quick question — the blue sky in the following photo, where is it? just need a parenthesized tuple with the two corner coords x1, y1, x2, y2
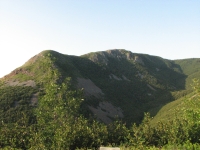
(0, 0, 200, 77)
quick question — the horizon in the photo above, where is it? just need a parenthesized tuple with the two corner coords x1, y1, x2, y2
(0, 0, 199, 78)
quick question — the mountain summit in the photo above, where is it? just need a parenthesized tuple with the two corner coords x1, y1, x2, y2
(1, 49, 200, 125)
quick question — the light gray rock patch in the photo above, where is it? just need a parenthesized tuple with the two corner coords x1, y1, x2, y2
(30, 93, 38, 106)
(5, 80, 36, 87)
(77, 78, 104, 97)
(110, 74, 122, 80)
(134, 56, 144, 65)
(88, 101, 124, 124)
(156, 68, 160, 71)
(147, 84, 157, 91)
(122, 75, 130, 81)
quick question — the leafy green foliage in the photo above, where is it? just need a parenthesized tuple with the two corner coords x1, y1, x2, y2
(0, 86, 37, 124)
(107, 120, 129, 146)
(2, 49, 200, 125)
(1, 50, 200, 149)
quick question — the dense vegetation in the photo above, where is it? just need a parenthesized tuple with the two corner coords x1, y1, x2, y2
(0, 52, 200, 149)
(0, 86, 37, 123)
(2, 50, 200, 125)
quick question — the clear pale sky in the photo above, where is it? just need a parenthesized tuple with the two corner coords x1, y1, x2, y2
(0, 0, 200, 78)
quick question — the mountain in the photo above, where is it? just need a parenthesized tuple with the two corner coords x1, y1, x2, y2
(1, 49, 200, 125)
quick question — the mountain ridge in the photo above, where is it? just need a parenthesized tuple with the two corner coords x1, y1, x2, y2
(1, 49, 200, 125)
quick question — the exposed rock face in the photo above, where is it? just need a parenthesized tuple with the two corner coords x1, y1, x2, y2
(77, 77, 124, 124)
(134, 56, 144, 65)
(3, 68, 34, 79)
(77, 78, 104, 97)
(88, 49, 135, 64)
(156, 68, 160, 71)
(122, 75, 130, 81)
(109, 74, 122, 80)
(90, 52, 109, 65)
(88, 101, 124, 124)
(1, 49, 196, 125)
(147, 84, 157, 91)
(88, 49, 146, 67)
(30, 93, 38, 106)
(5, 80, 36, 87)
(106, 49, 129, 59)
(109, 74, 130, 81)
(136, 71, 144, 79)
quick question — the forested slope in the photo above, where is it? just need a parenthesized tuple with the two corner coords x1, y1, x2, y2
(1, 50, 200, 149)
